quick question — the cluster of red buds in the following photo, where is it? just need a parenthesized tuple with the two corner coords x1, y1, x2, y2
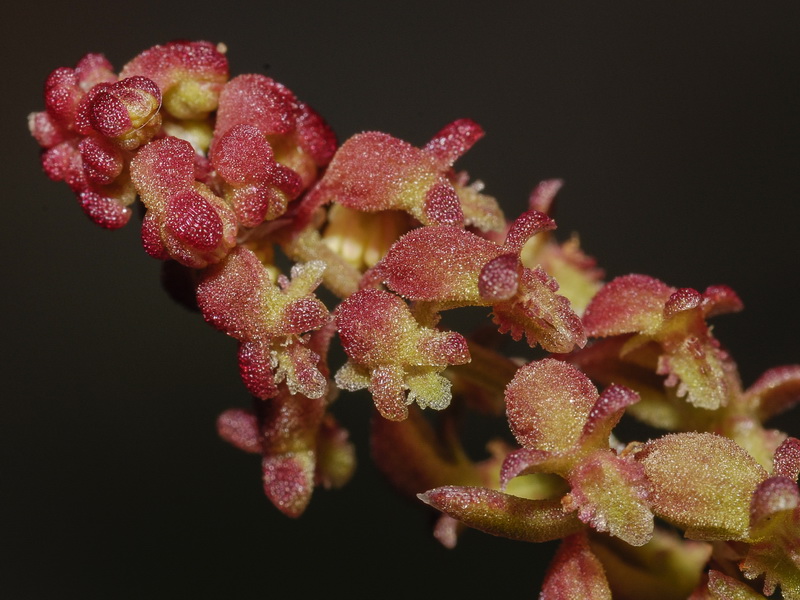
(31, 41, 799, 598)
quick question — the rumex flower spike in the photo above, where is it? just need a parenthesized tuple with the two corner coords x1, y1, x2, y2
(40, 54, 117, 133)
(196, 246, 330, 400)
(31, 40, 800, 600)
(334, 288, 470, 420)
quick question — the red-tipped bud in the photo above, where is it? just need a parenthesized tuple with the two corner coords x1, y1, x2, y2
(214, 74, 298, 140)
(773, 437, 800, 481)
(295, 102, 338, 166)
(540, 534, 612, 600)
(131, 136, 237, 267)
(528, 179, 564, 214)
(78, 190, 132, 230)
(262, 452, 315, 518)
(211, 124, 302, 226)
(86, 76, 162, 149)
(584, 274, 674, 337)
(584, 274, 739, 410)
(312, 126, 470, 226)
(216, 408, 261, 454)
(78, 136, 123, 185)
(422, 118, 484, 168)
(121, 41, 228, 119)
(478, 253, 520, 302)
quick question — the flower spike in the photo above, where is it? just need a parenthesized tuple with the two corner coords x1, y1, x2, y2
(29, 40, 800, 600)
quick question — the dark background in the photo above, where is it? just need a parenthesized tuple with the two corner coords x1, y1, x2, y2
(3, 2, 799, 597)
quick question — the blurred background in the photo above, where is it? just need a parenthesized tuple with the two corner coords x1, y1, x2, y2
(3, 1, 799, 597)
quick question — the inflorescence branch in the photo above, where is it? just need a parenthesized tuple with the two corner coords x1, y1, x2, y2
(30, 41, 800, 599)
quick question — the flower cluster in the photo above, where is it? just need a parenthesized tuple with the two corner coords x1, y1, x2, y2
(31, 42, 799, 598)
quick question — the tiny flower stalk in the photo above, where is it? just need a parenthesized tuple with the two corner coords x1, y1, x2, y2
(31, 41, 800, 599)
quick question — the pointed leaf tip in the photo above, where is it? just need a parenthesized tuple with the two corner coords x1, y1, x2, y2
(528, 179, 564, 214)
(423, 118, 484, 167)
(504, 209, 557, 253)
